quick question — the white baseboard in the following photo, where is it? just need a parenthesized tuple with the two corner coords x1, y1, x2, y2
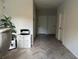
(62, 42, 78, 58)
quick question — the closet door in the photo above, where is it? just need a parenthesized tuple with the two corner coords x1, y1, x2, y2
(47, 16, 56, 34)
(37, 16, 48, 34)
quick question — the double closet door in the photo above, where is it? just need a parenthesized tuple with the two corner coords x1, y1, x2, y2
(37, 15, 56, 34)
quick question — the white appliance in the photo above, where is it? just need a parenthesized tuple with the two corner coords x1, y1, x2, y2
(17, 29, 31, 48)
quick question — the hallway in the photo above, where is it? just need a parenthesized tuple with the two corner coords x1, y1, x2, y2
(3, 35, 77, 59)
(0, 0, 78, 58)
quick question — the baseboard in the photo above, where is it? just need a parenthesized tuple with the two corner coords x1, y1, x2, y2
(56, 38, 62, 43)
(34, 36, 37, 41)
(37, 34, 56, 36)
(62, 42, 78, 58)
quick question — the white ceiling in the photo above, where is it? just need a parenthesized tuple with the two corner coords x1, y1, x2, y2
(34, 0, 64, 10)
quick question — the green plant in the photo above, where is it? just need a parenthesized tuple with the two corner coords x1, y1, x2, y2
(0, 16, 16, 33)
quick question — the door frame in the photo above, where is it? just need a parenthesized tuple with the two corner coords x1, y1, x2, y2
(57, 13, 62, 41)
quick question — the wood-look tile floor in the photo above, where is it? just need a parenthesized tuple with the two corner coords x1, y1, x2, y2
(3, 35, 77, 59)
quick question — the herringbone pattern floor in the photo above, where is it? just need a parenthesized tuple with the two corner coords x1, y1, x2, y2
(3, 35, 77, 59)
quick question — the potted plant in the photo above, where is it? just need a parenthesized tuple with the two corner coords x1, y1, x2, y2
(0, 16, 17, 49)
(0, 16, 16, 33)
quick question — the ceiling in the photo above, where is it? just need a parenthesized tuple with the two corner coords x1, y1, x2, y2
(34, 0, 64, 10)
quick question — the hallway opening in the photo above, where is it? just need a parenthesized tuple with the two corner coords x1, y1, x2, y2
(33, 0, 78, 58)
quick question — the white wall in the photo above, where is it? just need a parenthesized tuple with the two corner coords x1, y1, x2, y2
(3, 0, 33, 34)
(0, 0, 3, 18)
(57, 0, 78, 57)
(3, 0, 33, 45)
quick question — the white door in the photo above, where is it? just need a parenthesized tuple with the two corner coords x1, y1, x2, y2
(57, 13, 62, 40)
(47, 16, 56, 34)
(37, 16, 48, 34)
(37, 15, 57, 34)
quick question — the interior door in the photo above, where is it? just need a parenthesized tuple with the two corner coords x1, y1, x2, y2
(57, 13, 62, 40)
(47, 16, 56, 34)
(37, 16, 48, 34)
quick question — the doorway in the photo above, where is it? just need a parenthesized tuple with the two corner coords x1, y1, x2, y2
(37, 14, 57, 36)
(57, 12, 64, 41)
